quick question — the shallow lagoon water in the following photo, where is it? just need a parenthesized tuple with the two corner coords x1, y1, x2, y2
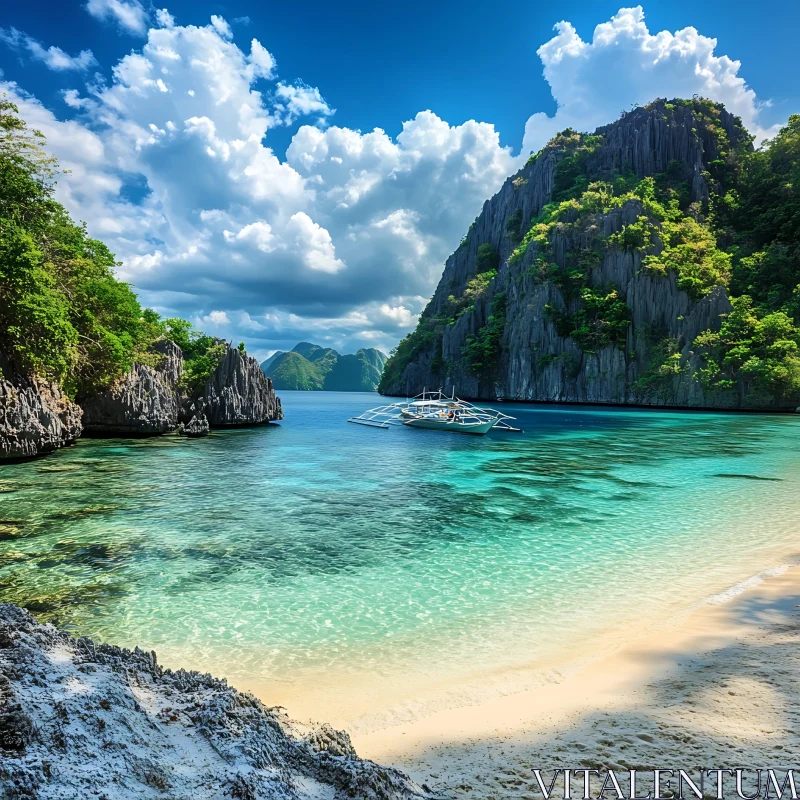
(1, 392, 800, 728)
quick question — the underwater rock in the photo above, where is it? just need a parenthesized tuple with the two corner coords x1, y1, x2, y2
(0, 604, 430, 799)
(0, 371, 82, 461)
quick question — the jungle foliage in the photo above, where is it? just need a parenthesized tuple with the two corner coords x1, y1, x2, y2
(0, 100, 223, 397)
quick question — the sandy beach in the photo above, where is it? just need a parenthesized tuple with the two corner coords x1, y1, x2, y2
(353, 565, 800, 798)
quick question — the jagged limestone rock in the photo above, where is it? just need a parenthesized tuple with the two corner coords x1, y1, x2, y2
(0, 603, 430, 800)
(200, 345, 283, 426)
(81, 340, 282, 436)
(151, 337, 184, 386)
(80, 362, 180, 435)
(179, 412, 210, 438)
(0, 374, 82, 461)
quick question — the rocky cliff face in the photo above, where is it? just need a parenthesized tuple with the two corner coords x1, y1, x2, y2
(81, 341, 282, 437)
(381, 100, 796, 410)
(81, 339, 183, 435)
(198, 345, 283, 426)
(0, 371, 82, 460)
(0, 603, 429, 799)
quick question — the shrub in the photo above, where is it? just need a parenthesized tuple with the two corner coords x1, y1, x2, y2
(462, 294, 507, 377)
(547, 285, 631, 353)
(693, 295, 800, 399)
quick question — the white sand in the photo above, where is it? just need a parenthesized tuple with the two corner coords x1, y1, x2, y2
(352, 566, 800, 798)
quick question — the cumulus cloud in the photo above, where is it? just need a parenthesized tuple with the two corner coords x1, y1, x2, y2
(155, 9, 175, 28)
(0, 27, 96, 71)
(522, 5, 779, 155)
(0, 6, 784, 358)
(63, 89, 96, 109)
(85, 0, 150, 35)
(275, 82, 334, 124)
(202, 310, 230, 325)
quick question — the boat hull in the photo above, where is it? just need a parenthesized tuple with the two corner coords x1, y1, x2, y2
(402, 417, 497, 435)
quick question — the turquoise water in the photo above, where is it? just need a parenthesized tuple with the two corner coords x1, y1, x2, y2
(1, 392, 799, 727)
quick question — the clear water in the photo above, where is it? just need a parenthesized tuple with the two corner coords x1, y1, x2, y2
(1, 392, 799, 728)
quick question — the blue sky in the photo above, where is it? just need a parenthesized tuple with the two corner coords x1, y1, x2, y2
(1, 0, 796, 359)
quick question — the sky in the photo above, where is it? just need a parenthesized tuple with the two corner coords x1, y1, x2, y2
(1, 1, 797, 362)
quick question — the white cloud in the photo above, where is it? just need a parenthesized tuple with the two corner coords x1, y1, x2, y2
(63, 89, 96, 109)
(85, 0, 149, 36)
(155, 9, 175, 28)
(0, 6, 785, 357)
(0, 27, 96, 71)
(239, 311, 265, 330)
(202, 310, 230, 325)
(210, 15, 233, 40)
(275, 82, 334, 124)
(284, 212, 345, 274)
(377, 304, 418, 328)
(224, 221, 275, 252)
(522, 5, 779, 155)
(249, 40, 276, 79)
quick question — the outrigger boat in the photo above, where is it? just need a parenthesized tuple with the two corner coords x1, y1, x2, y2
(348, 389, 521, 435)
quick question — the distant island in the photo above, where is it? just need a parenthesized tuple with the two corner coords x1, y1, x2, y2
(261, 342, 387, 391)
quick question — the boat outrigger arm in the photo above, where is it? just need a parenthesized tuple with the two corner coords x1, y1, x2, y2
(347, 389, 522, 435)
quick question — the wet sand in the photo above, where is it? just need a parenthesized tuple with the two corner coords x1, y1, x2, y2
(353, 566, 800, 798)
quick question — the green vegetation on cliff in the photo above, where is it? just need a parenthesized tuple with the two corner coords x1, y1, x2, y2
(696, 114, 800, 399)
(378, 246, 501, 392)
(267, 351, 325, 390)
(547, 286, 631, 354)
(462, 293, 507, 376)
(0, 101, 225, 398)
(159, 318, 227, 393)
(382, 98, 800, 404)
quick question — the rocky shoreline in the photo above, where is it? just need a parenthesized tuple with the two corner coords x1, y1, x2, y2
(0, 376, 82, 461)
(0, 341, 282, 461)
(0, 604, 431, 800)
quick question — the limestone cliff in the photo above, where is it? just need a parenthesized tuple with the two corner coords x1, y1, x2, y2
(0, 370, 82, 460)
(200, 344, 283, 426)
(80, 339, 183, 435)
(379, 99, 798, 411)
(81, 340, 281, 437)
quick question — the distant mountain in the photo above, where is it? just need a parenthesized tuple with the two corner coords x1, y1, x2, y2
(265, 351, 325, 390)
(261, 343, 388, 391)
(259, 350, 285, 372)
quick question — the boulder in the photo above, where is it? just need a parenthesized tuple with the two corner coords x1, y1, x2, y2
(0, 603, 430, 799)
(80, 339, 184, 435)
(80, 363, 179, 435)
